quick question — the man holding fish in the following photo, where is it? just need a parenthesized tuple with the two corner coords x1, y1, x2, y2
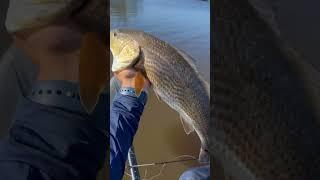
(0, 0, 210, 180)
(110, 29, 211, 180)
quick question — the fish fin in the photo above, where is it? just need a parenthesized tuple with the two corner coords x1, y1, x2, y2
(134, 71, 145, 96)
(79, 32, 108, 113)
(154, 91, 162, 102)
(199, 147, 210, 163)
(111, 39, 141, 72)
(180, 114, 195, 135)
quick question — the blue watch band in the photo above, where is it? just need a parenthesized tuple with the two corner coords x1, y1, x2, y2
(119, 87, 136, 96)
(119, 87, 148, 105)
(27, 80, 107, 113)
(27, 80, 85, 113)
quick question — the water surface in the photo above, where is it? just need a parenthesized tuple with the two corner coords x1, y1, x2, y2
(111, 0, 210, 81)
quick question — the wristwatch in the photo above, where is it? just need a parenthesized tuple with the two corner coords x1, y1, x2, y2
(26, 80, 108, 113)
(27, 81, 147, 112)
(119, 87, 148, 105)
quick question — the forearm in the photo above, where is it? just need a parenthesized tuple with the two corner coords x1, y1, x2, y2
(110, 92, 147, 180)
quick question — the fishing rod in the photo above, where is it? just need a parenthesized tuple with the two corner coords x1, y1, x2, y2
(128, 146, 141, 180)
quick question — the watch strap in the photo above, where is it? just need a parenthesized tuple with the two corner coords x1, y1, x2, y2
(119, 87, 148, 105)
(27, 80, 107, 113)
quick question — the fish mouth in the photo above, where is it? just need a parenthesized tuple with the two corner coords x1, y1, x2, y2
(110, 48, 142, 72)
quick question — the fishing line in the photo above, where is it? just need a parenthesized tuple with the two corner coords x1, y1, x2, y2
(129, 157, 197, 168)
(125, 154, 198, 180)
(143, 164, 166, 180)
(143, 167, 149, 179)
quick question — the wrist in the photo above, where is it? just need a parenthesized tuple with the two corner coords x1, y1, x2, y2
(118, 87, 148, 105)
(120, 79, 135, 88)
(27, 80, 84, 112)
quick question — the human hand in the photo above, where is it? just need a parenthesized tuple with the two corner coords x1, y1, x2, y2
(12, 21, 106, 83)
(6, 0, 108, 113)
(12, 22, 83, 82)
(114, 69, 151, 91)
(8, 0, 107, 83)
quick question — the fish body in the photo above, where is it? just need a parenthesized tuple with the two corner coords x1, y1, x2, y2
(110, 29, 210, 162)
(213, 0, 320, 179)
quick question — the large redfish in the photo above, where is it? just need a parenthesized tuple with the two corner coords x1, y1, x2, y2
(110, 29, 210, 162)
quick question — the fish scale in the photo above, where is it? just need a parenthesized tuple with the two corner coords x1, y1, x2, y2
(213, 0, 320, 179)
(143, 38, 210, 144)
(110, 29, 210, 162)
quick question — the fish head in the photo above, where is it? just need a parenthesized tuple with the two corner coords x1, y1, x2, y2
(110, 29, 141, 72)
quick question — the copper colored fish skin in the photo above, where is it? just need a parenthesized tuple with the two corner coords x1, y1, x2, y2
(110, 29, 210, 162)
